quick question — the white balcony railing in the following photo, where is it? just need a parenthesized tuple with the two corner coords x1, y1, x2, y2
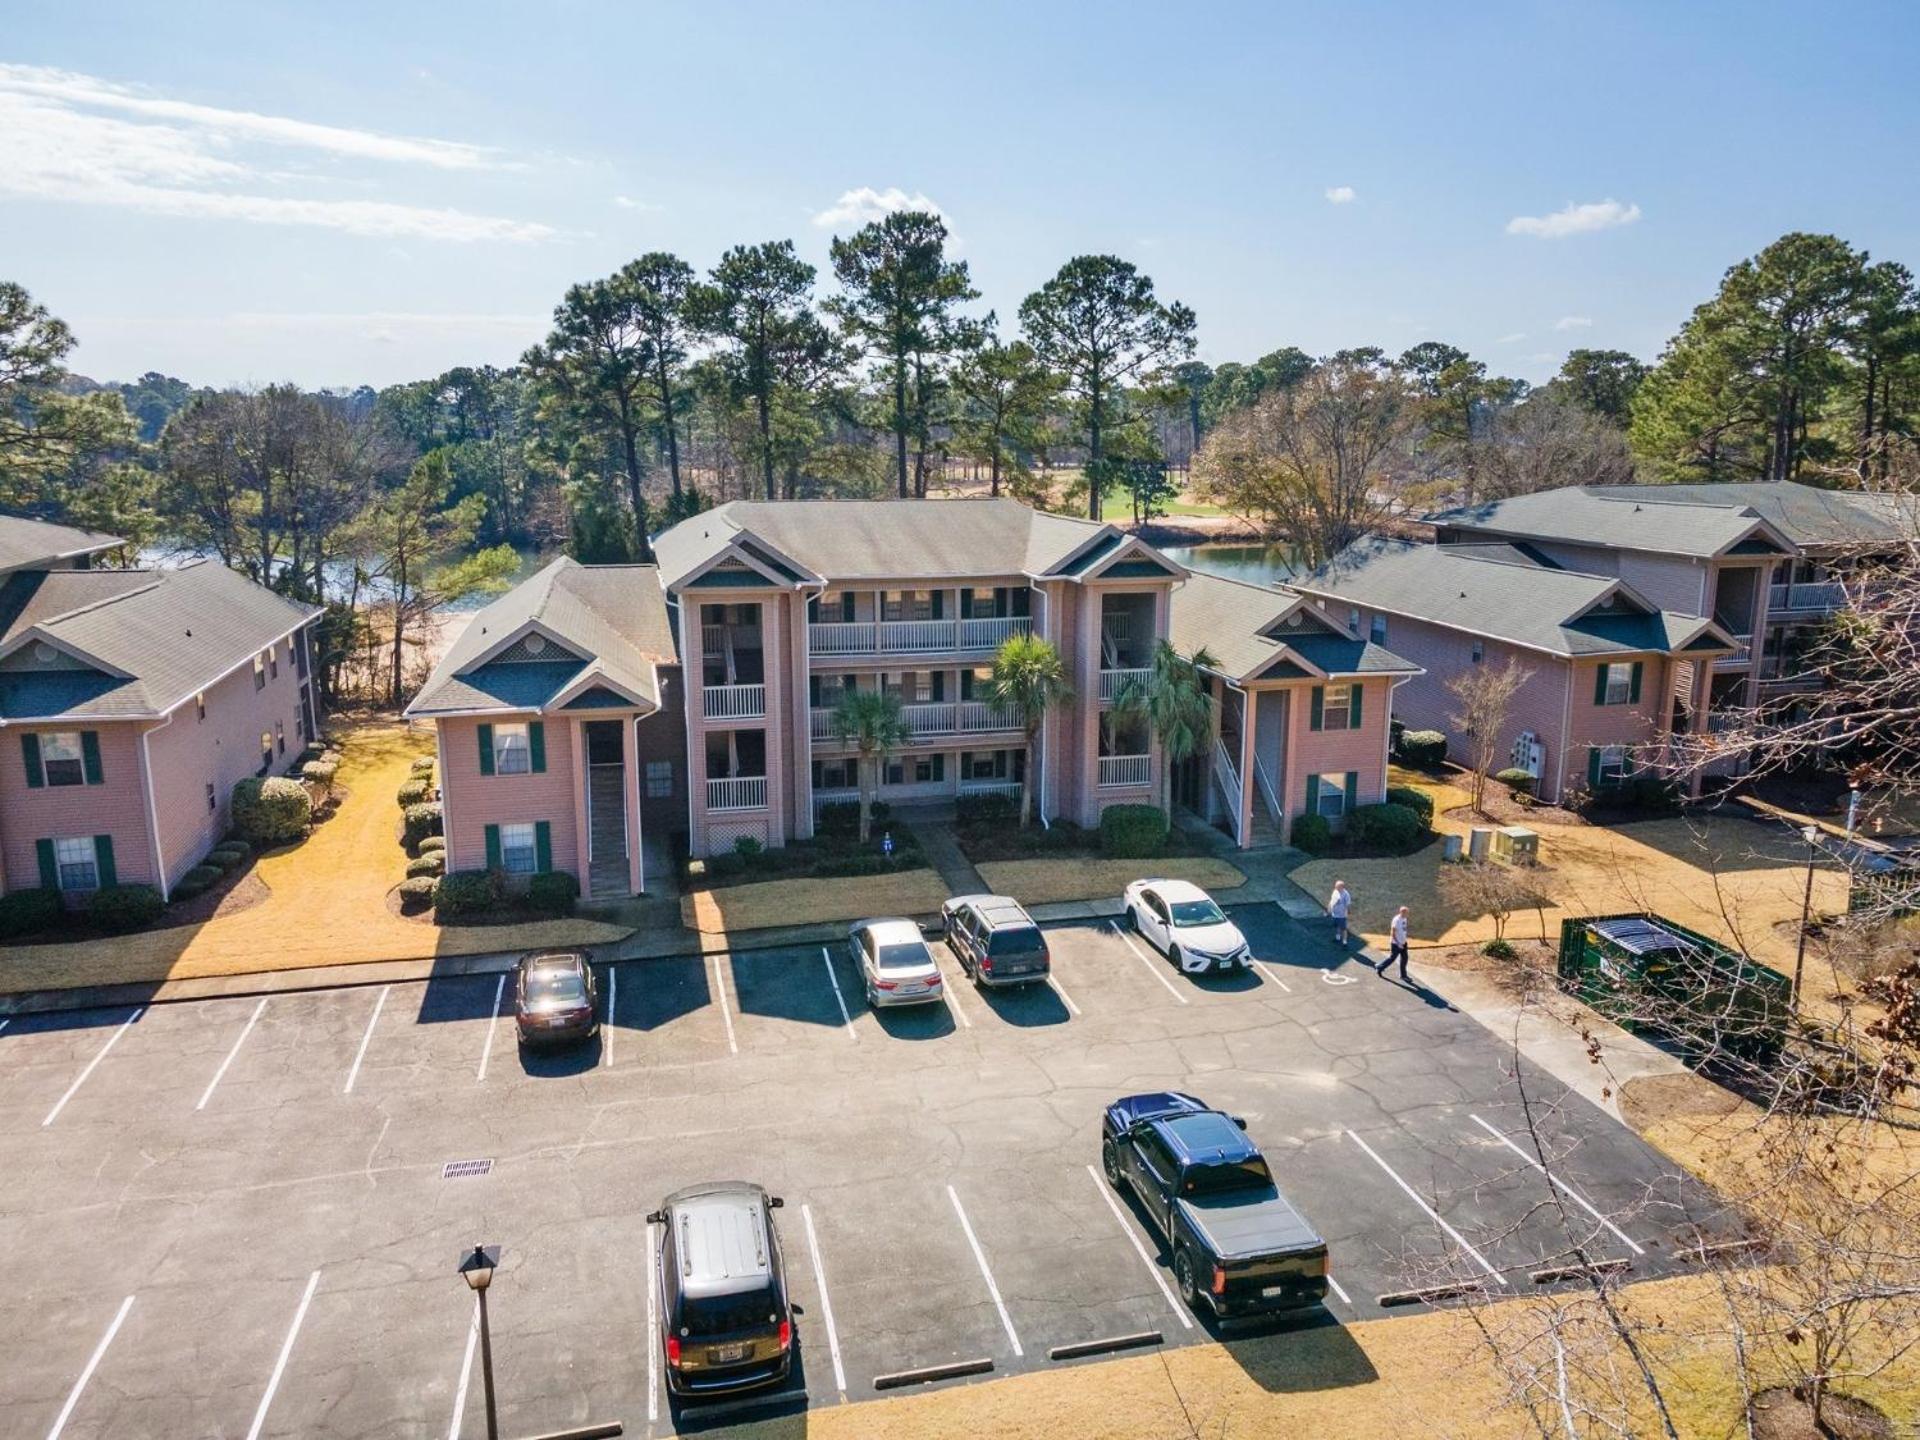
(878, 619, 958, 653)
(808, 615, 1033, 656)
(1768, 581, 1845, 614)
(810, 707, 836, 741)
(701, 624, 725, 657)
(958, 615, 1031, 650)
(702, 683, 766, 721)
(1098, 753, 1153, 789)
(902, 702, 958, 738)
(959, 700, 1021, 732)
(1099, 667, 1152, 703)
(1713, 637, 1753, 670)
(959, 778, 1022, 797)
(706, 776, 769, 811)
(809, 621, 877, 655)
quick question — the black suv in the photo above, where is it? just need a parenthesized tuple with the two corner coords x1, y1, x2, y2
(941, 893, 1051, 988)
(648, 1182, 793, 1398)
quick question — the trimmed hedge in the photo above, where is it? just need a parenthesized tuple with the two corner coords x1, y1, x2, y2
(955, 791, 1018, 826)
(0, 886, 62, 939)
(409, 756, 436, 776)
(231, 776, 312, 845)
(816, 799, 890, 838)
(416, 836, 446, 855)
(1348, 801, 1425, 852)
(301, 760, 338, 788)
(172, 863, 226, 899)
(396, 876, 438, 911)
(1099, 804, 1170, 858)
(1494, 767, 1536, 796)
(402, 802, 443, 851)
(1290, 813, 1333, 854)
(733, 834, 764, 859)
(434, 869, 501, 917)
(212, 839, 251, 863)
(406, 853, 446, 879)
(1398, 730, 1448, 769)
(89, 884, 164, 932)
(397, 777, 432, 808)
(1384, 785, 1435, 823)
(203, 848, 242, 874)
(527, 871, 580, 916)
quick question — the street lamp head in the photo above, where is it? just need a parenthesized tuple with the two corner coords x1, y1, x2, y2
(459, 1244, 500, 1291)
(1801, 824, 1822, 846)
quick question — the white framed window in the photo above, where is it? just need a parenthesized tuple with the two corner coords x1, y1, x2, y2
(275, 719, 285, 755)
(253, 652, 266, 690)
(205, 781, 217, 813)
(41, 731, 85, 787)
(1315, 776, 1348, 819)
(1369, 614, 1387, 644)
(54, 836, 98, 892)
(1594, 745, 1630, 786)
(260, 731, 273, 771)
(1321, 683, 1353, 732)
(268, 644, 279, 680)
(1347, 607, 1361, 634)
(646, 760, 673, 798)
(196, 692, 207, 721)
(1601, 663, 1633, 706)
(1470, 639, 1484, 664)
(493, 722, 531, 775)
(499, 822, 538, 876)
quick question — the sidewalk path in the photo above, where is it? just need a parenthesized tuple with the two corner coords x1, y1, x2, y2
(916, 821, 988, 896)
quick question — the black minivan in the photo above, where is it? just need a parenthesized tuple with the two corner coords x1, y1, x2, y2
(941, 893, 1051, 988)
(649, 1181, 793, 1398)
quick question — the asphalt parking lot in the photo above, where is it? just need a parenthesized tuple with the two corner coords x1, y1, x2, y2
(0, 904, 1730, 1438)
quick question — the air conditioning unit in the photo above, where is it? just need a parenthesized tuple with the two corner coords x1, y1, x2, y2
(1468, 827, 1494, 863)
(1492, 826, 1540, 866)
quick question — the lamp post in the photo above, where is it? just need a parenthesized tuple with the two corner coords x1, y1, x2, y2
(1793, 824, 1821, 1008)
(459, 1245, 501, 1440)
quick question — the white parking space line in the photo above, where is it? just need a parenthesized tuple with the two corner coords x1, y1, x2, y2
(476, 974, 505, 1081)
(1344, 1129, 1508, 1285)
(446, 1294, 478, 1440)
(45, 1294, 134, 1440)
(818, 947, 856, 1039)
(342, 985, 388, 1094)
(246, 1268, 321, 1440)
(939, 964, 973, 1029)
(947, 1185, 1023, 1357)
(800, 1203, 848, 1394)
(710, 954, 739, 1054)
(0, 1017, 10, 1036)
(1085, 1165, 1192, 1329)
(196, 997, 267, 1111)
(1325, 1272, 1352, 1306)
(1110, 923, 1190, 1005)
(42, 1007, 144, 1127)
(645, 1223, 660, 1426)
(604, 966, 617, 1068)
(1047, 972, 1082, 1016)
(1253, 960, 1294, 993)
(1469, 1114, 1647, 1256)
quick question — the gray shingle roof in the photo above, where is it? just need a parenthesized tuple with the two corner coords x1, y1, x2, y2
(0, 560, 319, 720)
(1168, 569, 1418, 682)
(1427, 488, 1786, 558)
(653, 498, 1122, 587)
(406, 558, 676, 717)
(1291, 536, 1727, 659)
(1582, 481, 1910, 551)
(0, 513, 124, 574)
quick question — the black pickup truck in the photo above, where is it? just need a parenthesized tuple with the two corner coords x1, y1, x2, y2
(1100, 1091, 1330, 1317)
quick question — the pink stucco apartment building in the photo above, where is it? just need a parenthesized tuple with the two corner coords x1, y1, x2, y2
(0, 514, 320, 901)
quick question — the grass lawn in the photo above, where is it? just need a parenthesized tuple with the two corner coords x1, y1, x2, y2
(680, 868, 951, 935)
(975, 856, 1246, 907)
(1098, 493, 1227, 521)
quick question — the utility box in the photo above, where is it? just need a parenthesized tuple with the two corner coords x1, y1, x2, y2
(1557, 914, 1790, 1063)
(1468, 827, 1493, 863)
(1441, 834, 1463, 863)
(1492, 826, 1540, 866)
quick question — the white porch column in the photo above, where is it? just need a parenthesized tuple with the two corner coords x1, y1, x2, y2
(1238, 689, 1258, 849)
(624, 711, 643, 897)
(568, 715, 591, 898)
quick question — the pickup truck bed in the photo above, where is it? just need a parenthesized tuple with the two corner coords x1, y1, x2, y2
(1178, 1188, 1322, 1262)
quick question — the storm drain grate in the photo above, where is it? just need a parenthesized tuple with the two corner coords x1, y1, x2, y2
(442, 1158, 494, 1180)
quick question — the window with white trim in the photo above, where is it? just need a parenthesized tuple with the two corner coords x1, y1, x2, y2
(1601, 662, 1633, 706)
(41, 731, 85, 787)
(493, 722, 531, 775)
(253, 652, 266, 690)
(275, 719, 285, 755)
(499, 822, 538, 876)
(1470, 639, 1484, 664)
(268, 644, 279, 680)
(1594, 745, 1630, 786)
(1369, 614, 1387, 644)
(206, 781, 217, 814)
(260, 731, 273, 771)
(54, 836, 98, 892)
(645, 760, 673, 798)
(1314, 776, 1348, 818)
(196, 692, 207, 721)
(1321, 683, 1353, 732)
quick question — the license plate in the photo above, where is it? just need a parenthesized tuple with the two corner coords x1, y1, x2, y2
(546, 1016, 570, 1027)
(710, 1342, 748, 1363)
(898, 982, 923, 993)
(1261, 1285, 1290, 1298)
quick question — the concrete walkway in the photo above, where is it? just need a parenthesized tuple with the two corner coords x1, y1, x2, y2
(915, 820, 988, 896)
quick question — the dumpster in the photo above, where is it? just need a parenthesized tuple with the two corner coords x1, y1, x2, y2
(1557, 914, 1791, 1063)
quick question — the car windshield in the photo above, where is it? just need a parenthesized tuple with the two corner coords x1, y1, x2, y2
(1184, 1157, 1274, 1194)
(988, 928, 1044, 957)
(525, 968, 586, 1004)
(876, 941, 932, 972)
(1169, 899, 1227, 928)
(679, 1285, 781, 1338)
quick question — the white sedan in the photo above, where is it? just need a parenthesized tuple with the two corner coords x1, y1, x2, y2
(1123, 879, 1252, 975)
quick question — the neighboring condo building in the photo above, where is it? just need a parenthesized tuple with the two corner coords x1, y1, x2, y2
(0, 514, 321, 901)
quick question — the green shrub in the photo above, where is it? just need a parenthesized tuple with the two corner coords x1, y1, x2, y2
(402, 802, 442, 851)
(410, 756, 436, 776)
(416, 836, 446, 855)
(0, 887, 62, 939)
(813, 852, 902, 878)
(733, 834, 764, 859)
(172, 864, 225, 899)
(1100, 804, 1170, 858)
(527, 871, 580, 916)
(202, 848, 242, 874)
(396, 876, 438, 912)
(88, 883, 164, 932)
(397, 777, 432, 807)
(1627, 776, 1681, 813)
(956, 791, 1018, 826)
(301, 759, 338, 788)
(1390, 717, 1405, 754)
(406, 853, 445, 879)
(1384, 785, 1435, 823)
(231, 776, 313, 845)
(212, 839, 251, 863)
(434, 869, 501, 918)
(1348, 802, 1425, 852)
(296, 745, 324, 767)
(1494, 767, 1536, 796)
(1291, 813, 1333, 854)
(1399, 730, 1448, 769)
(1482, 937, 1518, 961)
(816, 800, 890, 838)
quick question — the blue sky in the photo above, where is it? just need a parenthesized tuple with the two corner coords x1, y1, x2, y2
(6, 0, 1918, 390)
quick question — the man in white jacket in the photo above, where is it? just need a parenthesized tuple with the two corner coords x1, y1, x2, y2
(1377, 905, 1410, 980)
(1327, 879, 1352, 946)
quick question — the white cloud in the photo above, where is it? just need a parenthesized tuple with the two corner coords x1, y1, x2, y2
(811, 186, 944, 228)
(0, 67, 554, 242)
(1496, 332, 1526, 344)
(1324, 185, 1356, 204)
(613, 194, 662, 212)
(1553, 315, 1594, 331)
(1506, 198, 1641, 239)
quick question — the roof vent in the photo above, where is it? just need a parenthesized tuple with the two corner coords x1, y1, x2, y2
(32, 641, 57, 664)
(525, 632, 547, 656)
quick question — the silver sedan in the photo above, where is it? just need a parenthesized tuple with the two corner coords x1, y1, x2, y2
(847, 917, 946, 1008)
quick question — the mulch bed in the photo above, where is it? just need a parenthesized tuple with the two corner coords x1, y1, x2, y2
(1751, 1388, 1892, 1440)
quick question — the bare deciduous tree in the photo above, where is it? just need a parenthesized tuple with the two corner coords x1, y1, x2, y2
(1448, 657, 1534, 815)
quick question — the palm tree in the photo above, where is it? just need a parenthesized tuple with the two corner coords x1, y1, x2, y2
(830, 688, 910, 842)
(985, 632, 1074, 828)
(1113, 639, 1220, 814)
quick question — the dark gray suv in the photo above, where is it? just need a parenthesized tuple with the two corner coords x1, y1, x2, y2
(648, 1182, 793, 1398)
(941, 893, 1051, 988)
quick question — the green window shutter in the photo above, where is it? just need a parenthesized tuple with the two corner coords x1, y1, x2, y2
(529, 721, 547, 774)
(1621, 749, 1636, 778)
(1628, 661, 1643, 704)
(36, 838, 57, 889)
(1343, 771, 1358, 812)
(94, 835, 117, 888)
(1349, 685, 1363, 729)
(81, 730, 103, 785)
(534, 821, 553, 873)
(477, 723, 495, 776)
(1593, 665, 1609, 705)
(1309, 687, 1324, 731)
(1304, 772, 1320, 813)
(1587, 747, 1602, 787)
(22, 733, 44, 788)
(841, 592, 855, 622)
(483, 824, 502, 869)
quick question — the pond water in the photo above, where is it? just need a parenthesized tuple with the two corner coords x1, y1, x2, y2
(137, 543, 546, 612)
(1160, 542, 1302, 588)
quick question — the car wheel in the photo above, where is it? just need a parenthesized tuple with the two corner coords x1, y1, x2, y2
(1101, 1140, 1124, 1188)
(1126, 904, 1140, 932)
(1174, 1249, 1200, 1309)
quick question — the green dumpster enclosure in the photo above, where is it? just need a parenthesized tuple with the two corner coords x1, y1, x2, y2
(1558, 914, 1792, 1064)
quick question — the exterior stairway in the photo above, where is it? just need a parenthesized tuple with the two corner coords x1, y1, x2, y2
(587, 765, 630, 898)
